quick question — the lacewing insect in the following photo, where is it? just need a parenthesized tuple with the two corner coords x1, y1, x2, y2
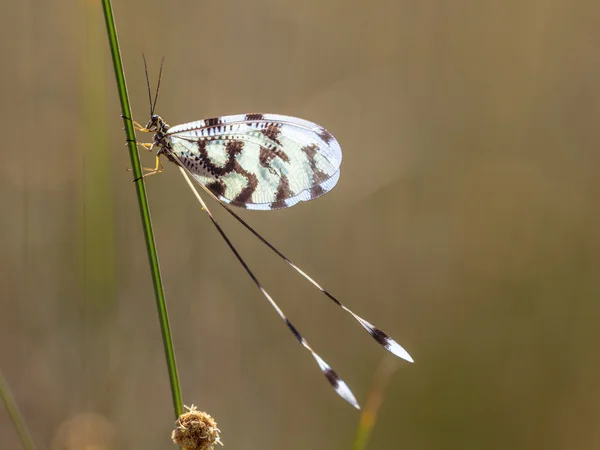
(129, 58, 413, 409)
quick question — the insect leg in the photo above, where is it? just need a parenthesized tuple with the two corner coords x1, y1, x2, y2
(121, 114, 151, 132)
(128, 156, 164, 182)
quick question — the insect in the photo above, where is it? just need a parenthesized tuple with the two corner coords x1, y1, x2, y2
(129, 59, 413, 409)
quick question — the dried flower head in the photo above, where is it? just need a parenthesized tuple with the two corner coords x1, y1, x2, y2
(171, 405, 222, 450)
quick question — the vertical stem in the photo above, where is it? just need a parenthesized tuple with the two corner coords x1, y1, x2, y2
(100, 0, 183, 417)
(0, 368, 36, 450)
(353, 358, 399, 450)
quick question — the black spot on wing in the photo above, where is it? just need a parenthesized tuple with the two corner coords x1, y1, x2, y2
(206, 180, 225, 197)
(275, 147, 290, 163)
(259, 145, 291, 176)
(204, 117, 222, 127)
(301, 143, 329, 184)
(317, 127, 335, 144)
(269, 175, 293, 209)
(301, 143, 318, 160)
(261, 123, 282, 145)
(259, 146, 275, 168)
(275, 175, 292, 202)
(226, 140, 244, 158)
(245, 113, 264, 121)
(309, 184, 325, 199)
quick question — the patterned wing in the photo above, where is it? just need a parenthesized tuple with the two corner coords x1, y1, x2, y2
(166, 114, 342, 210)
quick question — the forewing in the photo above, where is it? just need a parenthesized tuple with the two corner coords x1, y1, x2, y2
(166, 114, 342, 210)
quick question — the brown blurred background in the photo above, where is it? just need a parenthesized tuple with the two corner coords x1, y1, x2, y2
(2, 0, 600, 449)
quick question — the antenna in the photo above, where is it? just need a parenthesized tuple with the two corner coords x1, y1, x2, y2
(152, 57, 165, 116)
(142, 54, 154, 116)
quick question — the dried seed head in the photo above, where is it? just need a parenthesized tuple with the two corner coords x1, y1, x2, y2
(172, 405, 222, 450)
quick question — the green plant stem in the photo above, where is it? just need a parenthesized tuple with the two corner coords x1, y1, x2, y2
(352, 358, 399, 450)
(101, 0, 183, 417)
(0, 368, 36, 450)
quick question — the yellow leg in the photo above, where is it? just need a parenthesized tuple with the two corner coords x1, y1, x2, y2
(122, 115, 151, 132)
(137, 142, 154, 152)
(125, 141, 154, 151)
(132, 119, 150, 132)
(128, 156, 164, 181)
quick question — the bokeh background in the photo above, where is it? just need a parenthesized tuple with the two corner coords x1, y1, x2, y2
(2, 1, 600, 449)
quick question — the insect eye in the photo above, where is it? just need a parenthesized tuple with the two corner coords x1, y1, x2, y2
(151, 114, 159, 121)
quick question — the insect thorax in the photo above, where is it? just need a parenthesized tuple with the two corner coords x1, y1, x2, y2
(150, 116, 173, 158)
(152, 118, 216, 178)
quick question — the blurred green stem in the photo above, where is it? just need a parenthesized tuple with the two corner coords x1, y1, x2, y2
(352, 358, 399, 450)
(0, 368, 36, 450)
(101, 0, 183, 417)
